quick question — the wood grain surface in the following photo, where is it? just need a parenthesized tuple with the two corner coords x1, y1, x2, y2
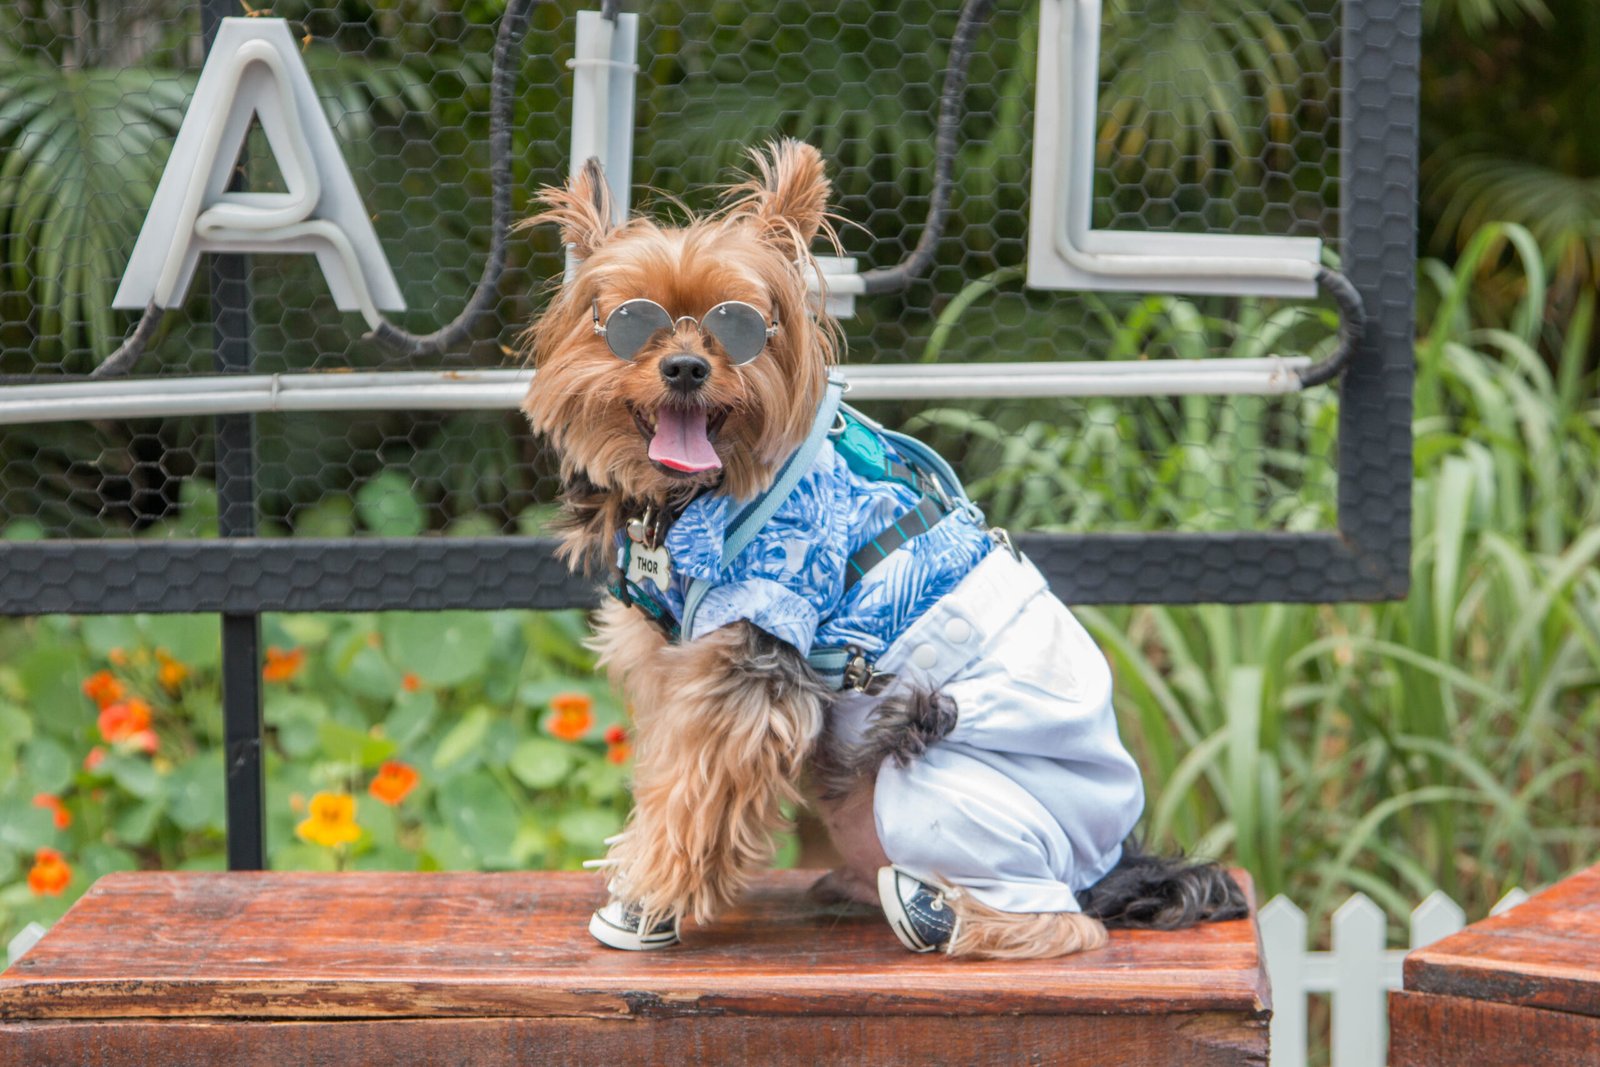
(1389, 991, 1600, 1067)
(1402, 861, 1600, 1018)
(0, 869, 1267, 1023)
(0, 1012, 1270, 1067)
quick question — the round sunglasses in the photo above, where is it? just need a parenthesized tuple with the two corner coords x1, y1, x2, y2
(592, 298, 778, 365)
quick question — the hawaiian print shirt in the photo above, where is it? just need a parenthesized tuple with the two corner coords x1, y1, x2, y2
(617, 436, 995, 658)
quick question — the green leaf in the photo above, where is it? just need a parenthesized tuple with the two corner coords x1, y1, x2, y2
(554, 807, 623, 852)
(508, 738, 573, 790)
(317, 721, 397, 769)
(266, 694, 328, 759)
(384, 690, 439, 749)
(295, 498, 356, 538)
(140, 615, 220, 671)
(341, 646, 402, 701)
(80, 618, 139, 658)
(103, 752, 163, 800)
(114, 800, 164, 846)
(356, 472, 426, 536)
(165, 755, 225, 833)
(431, 706, 491, 770)
(0, 796, 55, 851)
(22, 737, 73, 794)
(438, 772, 519, 867)
(381, 613, 493, 687)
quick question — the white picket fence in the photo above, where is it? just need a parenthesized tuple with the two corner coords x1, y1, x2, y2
(1260, 887, 1531, 1067)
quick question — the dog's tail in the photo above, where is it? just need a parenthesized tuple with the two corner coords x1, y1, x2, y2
(1077, 838, 1249, 930)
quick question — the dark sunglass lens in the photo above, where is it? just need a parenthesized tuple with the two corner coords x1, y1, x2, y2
(704, 302, 770, 364)
(605, 300, 673, 360)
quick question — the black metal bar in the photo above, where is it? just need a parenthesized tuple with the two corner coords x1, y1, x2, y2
(1330, 0, 1418, 599)
(203, 0, 266, 872)
(0, 531, 1393, 615)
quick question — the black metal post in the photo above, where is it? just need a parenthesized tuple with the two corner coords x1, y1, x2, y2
(203, 0, 266, 871)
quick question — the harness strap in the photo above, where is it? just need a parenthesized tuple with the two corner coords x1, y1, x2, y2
(844, 494, 945, 593)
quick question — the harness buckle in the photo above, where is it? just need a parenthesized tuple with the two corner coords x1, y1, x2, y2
(842, 646, 888, 693)
(990, 526, 1022, 561)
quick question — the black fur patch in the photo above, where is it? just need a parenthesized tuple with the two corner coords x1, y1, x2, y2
(1078, 838, 1249, 930)
(812, 688, 958, 800)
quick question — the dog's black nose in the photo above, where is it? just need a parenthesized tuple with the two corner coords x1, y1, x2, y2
(659, 353, 711, 393)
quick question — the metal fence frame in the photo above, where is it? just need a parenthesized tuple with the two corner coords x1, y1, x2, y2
(0, 0, 1419, 868)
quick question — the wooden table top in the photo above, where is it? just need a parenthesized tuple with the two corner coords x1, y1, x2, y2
(0, 869, 1266, 1022)
(1405, 861, 1600, 1018)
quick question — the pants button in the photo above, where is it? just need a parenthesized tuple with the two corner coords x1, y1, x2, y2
(911, 643, 939, 670)
(943, 618, 973, 644)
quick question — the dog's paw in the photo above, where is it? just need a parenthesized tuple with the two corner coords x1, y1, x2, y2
(871, 688, 958, 768)
(807, 867, 881, 911)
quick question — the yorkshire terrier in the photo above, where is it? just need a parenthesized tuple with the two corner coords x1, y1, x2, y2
(520, 140, 1244, 958)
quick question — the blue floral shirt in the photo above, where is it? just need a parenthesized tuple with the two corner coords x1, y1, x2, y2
(618, 437, 994, 658)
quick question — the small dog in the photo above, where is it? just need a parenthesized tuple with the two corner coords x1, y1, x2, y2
(520, 140, 1244, 958)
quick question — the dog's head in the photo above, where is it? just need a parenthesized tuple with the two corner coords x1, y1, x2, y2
(521, 141, 837, 547)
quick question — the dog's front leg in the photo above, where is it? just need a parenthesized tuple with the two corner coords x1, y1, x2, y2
(593, 608, 827, 932)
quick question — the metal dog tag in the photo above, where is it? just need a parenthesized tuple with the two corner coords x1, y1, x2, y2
(626, 542, 672, 588)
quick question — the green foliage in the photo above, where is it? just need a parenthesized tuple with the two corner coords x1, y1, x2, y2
(0, 608, 639, 941)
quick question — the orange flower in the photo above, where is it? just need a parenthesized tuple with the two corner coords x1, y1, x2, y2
(156, 649, 189, 692)
(98, 698, 152, 744)
(83, 746, 107, 772)
(129, 729, 159, 755)
(369, 760, 420, 806)
(295, 792, 361, 847)
(28, 848, 71, 896)
(263, 646, 305, 684)
(82, 670, 125, 709)
(33, 793, 71, 830)
(547, 692, 594, 742)
(401, 672, 423, 693)
(108, 647, 129, 666)
(603, 724, 631, 764)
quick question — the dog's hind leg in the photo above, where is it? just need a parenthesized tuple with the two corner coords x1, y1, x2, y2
(596, 617, 828, 931)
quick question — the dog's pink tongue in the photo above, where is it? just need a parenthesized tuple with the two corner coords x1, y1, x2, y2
(648, 407, 721, 473)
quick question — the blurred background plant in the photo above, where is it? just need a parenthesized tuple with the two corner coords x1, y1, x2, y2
(2, 0, 1599, 969)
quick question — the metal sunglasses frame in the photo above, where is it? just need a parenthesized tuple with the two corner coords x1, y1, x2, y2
(591, 297, 779, 364)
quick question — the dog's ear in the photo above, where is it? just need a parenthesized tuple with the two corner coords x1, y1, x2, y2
(524, 157, 615, 257)
(724, 139, 833, 260)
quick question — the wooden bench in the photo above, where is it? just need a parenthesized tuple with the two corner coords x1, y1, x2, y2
(0, 869, 1269, 1065)
(1391, 862, 1600, 1067)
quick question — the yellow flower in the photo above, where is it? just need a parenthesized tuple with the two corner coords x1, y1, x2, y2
(295, 792, 361, 848)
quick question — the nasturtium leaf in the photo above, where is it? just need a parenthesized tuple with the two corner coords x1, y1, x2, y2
(431, 706, 491, 770)
(0, 797, 55, 851)
(165, 756, 226, 832)
(384, 690, 438, 749)
(80, 617, 139, 658)
(508, 738, 573, 790)
(266, 694, 328, 759)
(343, 646, 402, 701)
(104, 752, 163, 800)
(555, 807, 622, 851)
(439, 772, 519, 868)
(23, 737, 74, 795)
(356, 472, 426, 537)
(114, 800, 164, 846)
(380, 612, 492, 687)
(294, 498, 355, 539)
(139, 614, 220, 670)
(317, 721, 397, 768)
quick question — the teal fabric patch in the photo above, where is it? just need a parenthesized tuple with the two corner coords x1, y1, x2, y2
(834, 417, 888, 481)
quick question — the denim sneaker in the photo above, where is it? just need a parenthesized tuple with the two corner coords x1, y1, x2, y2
(588, 899, 681, 951)
(878, 866, 959, 953)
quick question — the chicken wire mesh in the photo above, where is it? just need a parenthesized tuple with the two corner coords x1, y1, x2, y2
(0, 0, 1416, 609)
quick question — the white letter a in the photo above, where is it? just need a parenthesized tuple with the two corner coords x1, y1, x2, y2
(114, 17, 404, 326)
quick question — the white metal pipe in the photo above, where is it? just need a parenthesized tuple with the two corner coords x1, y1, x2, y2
(0, 358, 1312, 426)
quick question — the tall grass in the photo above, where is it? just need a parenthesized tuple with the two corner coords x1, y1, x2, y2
(1059, 226, 1600, 934)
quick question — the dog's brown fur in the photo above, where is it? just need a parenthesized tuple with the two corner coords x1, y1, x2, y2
(521, 140, 1099, 959)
